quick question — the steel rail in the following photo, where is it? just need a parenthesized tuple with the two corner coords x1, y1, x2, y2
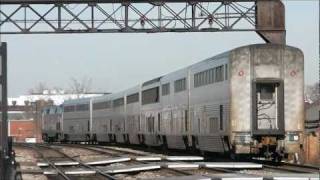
(15, 143, 72, 180)
(36, 143, 118, 180)
(253, 159, 320, 174)
(74, 144, 320, 176)
(57, 143, 201, 176)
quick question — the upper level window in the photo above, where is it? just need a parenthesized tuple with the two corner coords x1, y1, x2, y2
(93, 101, 111, 110)
(127, 93, 139, 104)
(113, 98, 124, 107)
(76, 104, 89, 111)
(142, 87, 159, 105)
(215, 65, 224, 82)
(225, 64, 228, 80)
(194, 68, 214, 88)
(162, 83, 170, 96)
(64, 105, 75, 112)
(174, 78, 186, 93)
(194, 64, 226, 88)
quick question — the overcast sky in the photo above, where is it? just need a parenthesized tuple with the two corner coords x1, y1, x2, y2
(0, 1, 319, 97)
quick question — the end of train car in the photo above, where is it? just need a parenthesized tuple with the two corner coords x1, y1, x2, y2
(41, 105, 63, 142)
(229, 44, 304, 161)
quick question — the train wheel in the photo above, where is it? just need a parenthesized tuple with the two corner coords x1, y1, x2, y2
(230, 151, 239, 161)
(270, 151, 280, 163)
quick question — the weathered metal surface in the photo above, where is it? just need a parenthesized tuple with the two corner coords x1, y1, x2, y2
(229, 44, 304, 155)
(229, 45, 252, 154)
(256, 0, 286, 44)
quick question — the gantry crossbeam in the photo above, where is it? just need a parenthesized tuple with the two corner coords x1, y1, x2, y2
(0, 0, 286, 43)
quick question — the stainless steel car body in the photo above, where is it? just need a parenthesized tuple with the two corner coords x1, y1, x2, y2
(57, 44, 304, 159)
(41, 105, 63, 141)
(63, 98, 92, 141)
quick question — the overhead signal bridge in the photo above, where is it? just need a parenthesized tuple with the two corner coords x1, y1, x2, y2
(0, 0, 285, 43)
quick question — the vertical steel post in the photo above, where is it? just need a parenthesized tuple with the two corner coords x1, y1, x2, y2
(123, 2, 129, 30)
(191, 3, 196, 29)
(158, 5, 162, 29)
(90, 3, 95, 30)
(57, 4, 62, 31)
(0, 42, 7, 180)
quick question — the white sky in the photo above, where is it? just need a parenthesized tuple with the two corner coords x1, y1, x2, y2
(1, 1, 319, 96)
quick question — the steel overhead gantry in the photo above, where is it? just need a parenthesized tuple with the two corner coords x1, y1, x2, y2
(0, 0, 285, 43)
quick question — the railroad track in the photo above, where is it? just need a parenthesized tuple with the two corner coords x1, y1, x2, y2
(16, 143, 117, 180)
(14, 143, 320, 180)
(52, 143, 206, 178)
(51, 144, 269, 179)
(100, 144, 320, 174)
(82, 144, 320, 173)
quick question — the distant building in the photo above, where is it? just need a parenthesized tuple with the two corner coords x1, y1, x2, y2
(304, 101, 320, 165)
(4, 90, 109, 143)
(305, 101, 320, 133)
(8, 90, 109, 106)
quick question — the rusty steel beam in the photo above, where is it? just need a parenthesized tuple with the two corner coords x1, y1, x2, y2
(256, 0, 285, 44)
(0, 0, 257, 4)
(0, 0, 286, 44)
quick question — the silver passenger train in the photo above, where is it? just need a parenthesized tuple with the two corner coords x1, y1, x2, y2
(42, 44, 304, 160)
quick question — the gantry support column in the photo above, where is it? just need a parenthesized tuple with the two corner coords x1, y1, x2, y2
(256, 0, 286, 44)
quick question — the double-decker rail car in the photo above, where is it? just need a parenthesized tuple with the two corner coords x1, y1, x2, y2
(91, 95, 113, 142)
(140, 78, 163, 146)
(62, 98, 92, 142)
(41, 105, 63, 142)
(110, 92, 127, 143)
(159, 68, 190, 150)
(188, 52, 230, 153)
(124, 85, 141, 145)
(45, 44, 304, 160)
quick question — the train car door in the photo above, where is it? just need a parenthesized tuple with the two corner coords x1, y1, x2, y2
(252, 79, 284, 136)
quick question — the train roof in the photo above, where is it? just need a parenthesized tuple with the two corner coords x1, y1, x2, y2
(124, 85, 140, 95)
(141, 49, 229, 85)
(91, 94, 112, 103)
(62, 44, 303, 105)
(63, 97, 92, 105)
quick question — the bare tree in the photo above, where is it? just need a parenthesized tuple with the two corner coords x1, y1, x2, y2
(68, 77, 92, 97)
(28, 82, 48, 94)
(305, 82, 320, 103)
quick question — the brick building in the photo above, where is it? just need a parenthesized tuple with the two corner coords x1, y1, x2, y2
(304, 101, 320, 165)
(9, 120, 36, 143)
